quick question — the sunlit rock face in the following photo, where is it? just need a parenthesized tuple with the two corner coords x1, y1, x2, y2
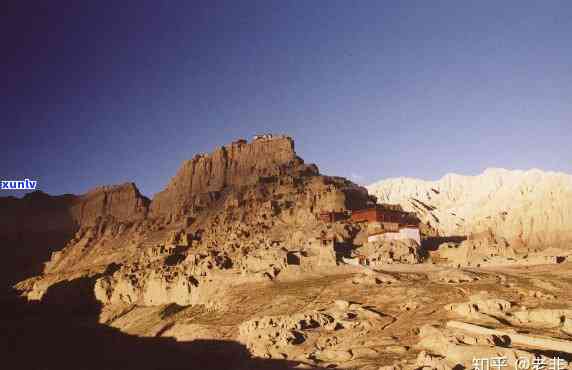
(367, 168, 572, 249)
(149, 136, 300, 219)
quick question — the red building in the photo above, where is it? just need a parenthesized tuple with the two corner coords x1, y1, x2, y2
(350, 205, 419, 226)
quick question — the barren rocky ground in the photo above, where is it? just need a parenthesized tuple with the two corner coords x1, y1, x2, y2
(103, 262, 572, 368)
(4, 262, 571, 369)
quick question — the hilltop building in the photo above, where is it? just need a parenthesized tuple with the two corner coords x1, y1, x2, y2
(252, 133, 286, 141)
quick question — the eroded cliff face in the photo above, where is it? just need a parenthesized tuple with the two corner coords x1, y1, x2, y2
(150, 136, 302, 219)
(0, 183, 149, 285)
(367, 168, 572, 250)
(0, 182, 149, 234)
(70, 183, 150, 226)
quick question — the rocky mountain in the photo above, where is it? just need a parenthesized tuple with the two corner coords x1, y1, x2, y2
(5, 135, 378, 301)
(367, 168, 572, 250)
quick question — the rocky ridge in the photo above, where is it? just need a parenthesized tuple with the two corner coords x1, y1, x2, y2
(10, 136, 377, 307)
(0, 182, 149, 285)
(150, 136, 313, 219)
(367, 168, 572, 250)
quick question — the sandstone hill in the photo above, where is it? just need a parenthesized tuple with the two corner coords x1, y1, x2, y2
(367, 168, 572, 250)
(6, 135, 378, 301)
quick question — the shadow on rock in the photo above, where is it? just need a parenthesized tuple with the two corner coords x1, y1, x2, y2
(422, 235, 467, 252)
(2, 276, 328, 370)
(0, 229, 76, 288)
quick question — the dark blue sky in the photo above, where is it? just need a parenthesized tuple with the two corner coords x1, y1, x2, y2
(2, 1, 571, 197)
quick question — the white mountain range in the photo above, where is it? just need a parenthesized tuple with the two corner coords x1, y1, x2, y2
(367, 168, 572, 250)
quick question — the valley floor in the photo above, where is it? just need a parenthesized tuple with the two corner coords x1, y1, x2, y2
(9, 262, 568, 369)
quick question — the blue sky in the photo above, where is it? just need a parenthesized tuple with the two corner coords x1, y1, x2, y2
(1, 1, 571, 197)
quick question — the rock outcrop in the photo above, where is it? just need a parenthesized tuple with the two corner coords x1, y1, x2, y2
(367, 168, 572, 250)
(238, 300, 389, 363)
(358, 239, 424, 266)
(0, 182, 149, 234)
(70, 183, 149, 226)
(0, 183, 149, 286)
(150, 135, 311, 220)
